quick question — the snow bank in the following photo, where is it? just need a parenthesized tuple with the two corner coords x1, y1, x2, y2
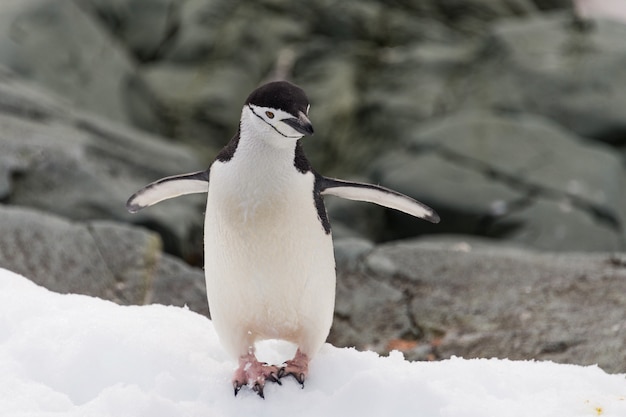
(1, 268, 624, 416)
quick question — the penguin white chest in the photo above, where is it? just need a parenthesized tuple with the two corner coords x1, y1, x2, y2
(203, 159, 336, 358)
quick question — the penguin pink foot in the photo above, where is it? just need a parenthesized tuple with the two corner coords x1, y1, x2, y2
(279, 349, 309, 387)
(233, 353, 281, 399)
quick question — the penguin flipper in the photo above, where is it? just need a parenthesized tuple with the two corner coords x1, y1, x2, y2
(317, 176, 440, 224)
(126, 170, 209, 213)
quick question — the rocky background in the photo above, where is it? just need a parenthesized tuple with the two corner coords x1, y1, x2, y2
(0, 0, 625, 373)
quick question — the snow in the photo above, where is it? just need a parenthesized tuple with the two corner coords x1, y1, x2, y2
(1, 268, 625, 417)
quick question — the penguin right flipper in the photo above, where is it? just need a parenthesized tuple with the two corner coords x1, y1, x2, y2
(126, 170, 210, 213)
(317, 176, 440, 224)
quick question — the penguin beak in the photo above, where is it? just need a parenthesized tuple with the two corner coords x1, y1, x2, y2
(282, 111, 314, 136)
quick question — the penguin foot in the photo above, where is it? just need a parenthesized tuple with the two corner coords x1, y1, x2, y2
(279, 349, 309, 387)
(232, 354, 281, 399)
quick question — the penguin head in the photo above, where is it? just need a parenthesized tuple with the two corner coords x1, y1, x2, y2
(242, 81, 314, 145)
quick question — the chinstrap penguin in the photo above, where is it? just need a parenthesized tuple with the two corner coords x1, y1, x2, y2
(127, 81, 439, 398)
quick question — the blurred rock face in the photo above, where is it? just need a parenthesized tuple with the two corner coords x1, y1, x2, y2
(0, 0, 625, 373)
(1, 0, 621, 252)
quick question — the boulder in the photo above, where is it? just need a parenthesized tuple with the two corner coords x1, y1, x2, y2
(370, 150, 525, 239)
(330, 236, 626, 374)
(355, 41, 478, 169)
(295, 45, 361, 172)
(0, 71, 206, 259)
(0, 204, 209, 313)
(135, 63, 255, 154)
(458, 12, 626, 144)
(0, 205, 158, 304)
(151, 253, 208, 316)
(125, 1, 309, 151)
(0, 0, 138, 125)
(75, 0, 181, 62)
(487, 198, 623, 251)
(369, 111, 625, 251)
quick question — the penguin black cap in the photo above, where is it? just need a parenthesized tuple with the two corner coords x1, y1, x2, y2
(245, 81, 310, 118)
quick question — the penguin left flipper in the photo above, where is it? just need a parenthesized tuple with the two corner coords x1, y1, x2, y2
(126, 170, 210, 213)
(317, 176, 440, 224)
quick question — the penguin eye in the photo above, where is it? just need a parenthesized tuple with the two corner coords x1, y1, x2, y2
(265, 111, 275, 119)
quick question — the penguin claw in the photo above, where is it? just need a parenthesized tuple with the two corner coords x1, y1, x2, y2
(267, 371, 282, 385)
(279, 349, 309, 388)
(294, 372, 306, 387)
(252, 382, 265, 399)
(232, 355, 282, 398)
(233, 381, 243, 397)
(280, 370, 305, 387)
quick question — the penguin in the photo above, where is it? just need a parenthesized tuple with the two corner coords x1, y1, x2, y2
(127, 81, 439, 398)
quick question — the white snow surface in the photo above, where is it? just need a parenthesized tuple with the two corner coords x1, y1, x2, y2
(1, 268, 625, 417)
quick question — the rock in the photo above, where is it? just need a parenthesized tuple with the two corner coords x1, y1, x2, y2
(534, 0, 572, 10)
(151, 253, 208, 316)
(487, 198, 623, 251)
(369, 111, 625, 251)
(371, 150, 525, 240)
(331, 237, 626, 373)
(356, 41, 478, 169)
(0, 205, 158, 304)
(75, 0, 181, 62)
(295, 45, 361, 172)
(0, 0, 138, 125)
(126, 1, 309, 151)
(459, 12, 626, 144)
(0, 66, 70, 122)
(333, 237, 375, 270)
(0, 72, 206, 259)
(410, 111, 624, 220)
(426, 0, 540, 33)
(156, 0, 236, 63)
(0, 204, 208, 313)
(88, 221, 162, 304)
(331, 256, 416, 352)
(135, 62, 255, 154)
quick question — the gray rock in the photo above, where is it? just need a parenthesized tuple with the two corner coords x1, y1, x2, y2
(409, 111, 624, 220)
(460, 12, 626, 143)
(532, 0, 572, 10)
(0, 72, 205, 258)
(0, 205, 158, 304)
(330, 259, 415, 352)
(487, 198, 623, 251)
(135, 62, 255, 154)
(0, 65, 70, 122)
(333, 237, 375, 270)
(151, 253, 208, 316)
(125, 1, 309, 151)
(0, 0, 138, 125)
(157, 0, 236, 63)
(332, 237, 626, 373)
(75, 0, 181, 62)
(371, 150, 525, 239)
(0, 204, 208, 312)
(370, 111, 625, 250)
(356, 41, 479, 169)
(88, 221, 163, 304)
(296, 45, 361, 172)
